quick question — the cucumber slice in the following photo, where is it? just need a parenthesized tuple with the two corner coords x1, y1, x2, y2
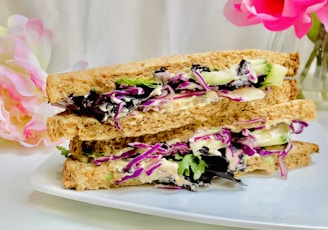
(260, 64, 288, 88)
(201, 70, 235, 86)
(247, 58, 268, 66)
(252, 123, 291, 147)
(252, 63, 272, 76)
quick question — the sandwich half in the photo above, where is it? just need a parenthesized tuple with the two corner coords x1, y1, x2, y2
(61, 99, 318, 191)
(46, 49, 299, 141)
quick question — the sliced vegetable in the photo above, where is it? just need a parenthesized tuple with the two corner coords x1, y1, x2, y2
(201, 70, 235, 86)
(57, 146, 70, 157)
(261, 64, 288, 88)
(176, 154, 208, 180)
(252, 123, 291, 147)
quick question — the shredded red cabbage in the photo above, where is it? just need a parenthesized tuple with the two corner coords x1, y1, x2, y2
(122, 143, 162, 173)
(218, 90, 243, 101)
(115, 167, 144, 185)
(290, 120, 309, 134)
(145, 162, 162, 176)
(278, 142, 293, 179)
(93, 149, 137, 165)
(192, 70, 212, 91)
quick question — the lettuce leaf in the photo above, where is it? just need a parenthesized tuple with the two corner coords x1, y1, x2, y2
(56, 146, 70, 157)
(176, 154, 207, 180)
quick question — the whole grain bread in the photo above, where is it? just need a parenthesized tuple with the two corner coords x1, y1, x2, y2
(62, 141, 319, 191)
(46, 49, 299, 103)
(47, 90, 314, 142)
(47, 80, 302, 141)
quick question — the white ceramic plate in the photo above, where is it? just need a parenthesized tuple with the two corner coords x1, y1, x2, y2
(29, 121, 328, 230)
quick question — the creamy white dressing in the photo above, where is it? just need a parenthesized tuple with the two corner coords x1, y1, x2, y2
(138, 159, 191, 186)
(128, 90, 220, 116)
(114, 158, 192, 186)
(190, 139, 226, 156)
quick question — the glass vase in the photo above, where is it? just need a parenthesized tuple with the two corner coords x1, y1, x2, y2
(269, 24, 328, 110)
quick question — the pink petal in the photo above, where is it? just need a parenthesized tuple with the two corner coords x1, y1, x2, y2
(21, 102, 62, 147)
(316, 3, 328, 32)
(262, 17, 295, 31)
(250, 0, 284, 16)
(0, 65, 39, 98)
(37, 29, 53, 69)
(302, 0, 327, 14)
(26, 18, 53, 69)
(224, 0, 328, 37)
(224, 0, 262, 26)
(293, 14, 315, 38)
(0, 99, 17, 133)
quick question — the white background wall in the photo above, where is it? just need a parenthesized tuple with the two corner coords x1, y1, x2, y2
(0, 0, 272, 73)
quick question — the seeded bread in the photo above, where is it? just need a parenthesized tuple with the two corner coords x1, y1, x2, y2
(46, 80, 300, 141)
(62, 141, 318, 191)
(46, 49, 299, 103)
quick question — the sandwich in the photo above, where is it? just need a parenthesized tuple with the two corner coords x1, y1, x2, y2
(47, 49, 319, 191)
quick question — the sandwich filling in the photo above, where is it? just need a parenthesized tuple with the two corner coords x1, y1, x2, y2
(61, 120, 308, 191)
(54, 59, 288, 128)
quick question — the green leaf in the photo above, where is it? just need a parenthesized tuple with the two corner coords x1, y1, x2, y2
(178, 154, 193, 176)
(176, 154, 208, 180)
(56, 146, 70, 157)
(174, 154, 184, 160)
(192, 156, 207, 180)
(307, 13, 321, 42)
(115, 78, 160, 88)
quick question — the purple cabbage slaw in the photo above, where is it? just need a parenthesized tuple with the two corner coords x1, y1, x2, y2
(91, 120, 308, 187)
(56, 60, 266, 127)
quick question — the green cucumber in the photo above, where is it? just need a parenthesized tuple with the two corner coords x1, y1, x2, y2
(252, 123, 291, 147)
(260, 64, 288, 88)
(201, 70, 235, 86)
(252, 63, 272, 76)
(247, 58, 268, 66)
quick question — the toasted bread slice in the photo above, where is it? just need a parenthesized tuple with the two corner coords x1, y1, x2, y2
(62, 141, 318, 191)
(46, 49, 299, 104)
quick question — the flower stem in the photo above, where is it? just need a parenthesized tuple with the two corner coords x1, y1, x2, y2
(298, 23, 328, 107)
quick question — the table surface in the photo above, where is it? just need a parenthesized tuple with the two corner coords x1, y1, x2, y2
(1, 111, 327, 230)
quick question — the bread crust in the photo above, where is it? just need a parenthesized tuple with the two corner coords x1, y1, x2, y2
(62, 141, 319, 191)
(46, 49, 299, 103)
(47, 80, 303, 141)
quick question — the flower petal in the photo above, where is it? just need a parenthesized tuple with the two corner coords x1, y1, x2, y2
(316, 3, 328, 32)
(223, 0, 262, 26)
(223, 0, 328, 37)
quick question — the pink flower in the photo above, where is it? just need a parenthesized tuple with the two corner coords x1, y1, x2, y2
(224, 0, 328, 38)
(0, 15, 88, 148)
